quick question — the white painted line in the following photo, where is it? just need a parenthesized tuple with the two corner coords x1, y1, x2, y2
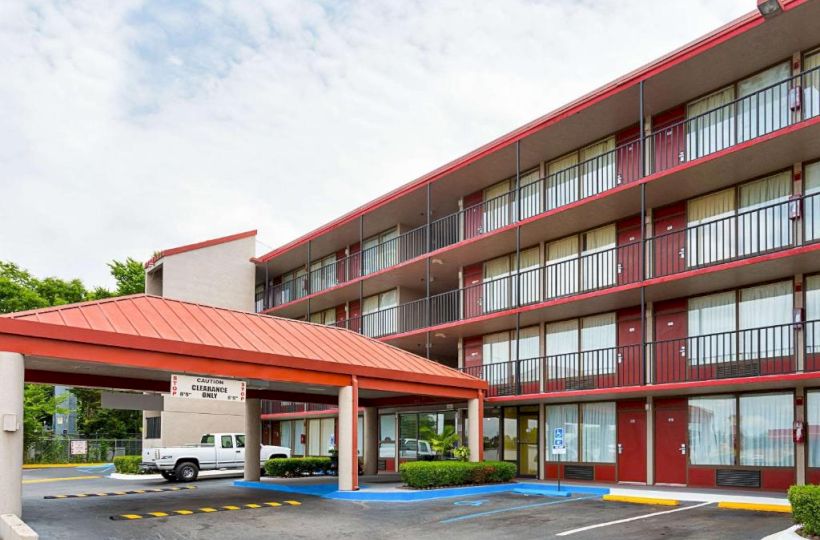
(555, 501, 713, 536)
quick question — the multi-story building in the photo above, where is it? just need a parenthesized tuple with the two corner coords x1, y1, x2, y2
(148, 0, 820, 490)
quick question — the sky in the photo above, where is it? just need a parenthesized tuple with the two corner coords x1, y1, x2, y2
(0, 0, 753, 289)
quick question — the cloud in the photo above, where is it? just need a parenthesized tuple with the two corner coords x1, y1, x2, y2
(0, 0, 751, 288)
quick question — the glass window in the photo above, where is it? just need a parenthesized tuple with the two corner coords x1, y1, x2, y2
(804, 49, 820, 120)
(503, 408, 518, 461)
(280, 421, 292, 451)
(581, 313, 616, 376)
(201, 434, 215, 445)
(687, 188, 736, 267)
(738, 281, 793, 360)
(519, 168, 543, 219)
(379, 415, 396, 461)
(807, 275, 820, 362)
(547, 152, 580, 210)
(736, 62, 791, 142)
(546, 319, 580, 379)
(546, 235, 580, 298)
(483, 180, 512, 233)
(580, 137, 616, 198)
(517, 247, 542, 305)
(739, 393, 794, 467)
(221, 435, 233, 449)
(308, 419, 321, 456)
(581, 403, 616, 463)
(687, 86, 736, 160)
(399, 413, 419, 460)
(235, 435, 245, 448)
(293, 420, 305, 456)
(806, 162, 820, 242)
(546, 404, 579, 462)
(581, 224, 616, 291)
(688, 291, 736, 364)
(738, 172, 792, 255)
(320, 418, 335, 456)
(689, 396, 735, 465)
(808, 391, 820, 468)
(484, 254, 513, 312)
(483, 409, 500, 461)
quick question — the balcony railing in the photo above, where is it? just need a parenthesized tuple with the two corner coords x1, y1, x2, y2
(460, 322, 819, 397)
(261, 400, 334, 415)
(258, 65, 820, 313)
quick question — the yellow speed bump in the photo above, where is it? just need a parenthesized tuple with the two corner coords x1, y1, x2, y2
(110, 500, 301, 520)
(602, 494, 679, 506)
(717, 502, 791, 513)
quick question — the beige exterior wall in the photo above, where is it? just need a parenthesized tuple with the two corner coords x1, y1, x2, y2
(143, 397, 246, 448)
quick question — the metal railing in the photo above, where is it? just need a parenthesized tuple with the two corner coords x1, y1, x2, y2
(258, 66, 820, 313)
(261, 400, 334, 414)
(460, 322, 819, 396)
(24, 437, 142, 464)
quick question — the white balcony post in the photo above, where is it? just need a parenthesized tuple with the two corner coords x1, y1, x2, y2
(0, 352, 24, 516)
(338, 381, 359, 490)
(468, 394, 483, 462)
(243, 398, 261, 482)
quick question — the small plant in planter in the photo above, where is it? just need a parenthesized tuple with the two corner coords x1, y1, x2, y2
(453, 446, 470, 462)
(429, 427, 459, 460)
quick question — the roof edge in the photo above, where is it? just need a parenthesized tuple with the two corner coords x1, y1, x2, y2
(146, 230, 257, 269)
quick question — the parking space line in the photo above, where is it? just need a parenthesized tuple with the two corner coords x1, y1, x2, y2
(556, 501, 713, 536)
(440, 495, 597, 524)
(23, 475, 100, 484)
(109, 500, 301, 521)
(45, 486, 196, 499)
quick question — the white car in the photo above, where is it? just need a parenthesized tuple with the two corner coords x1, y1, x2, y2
(141, 433, 290, 482)
(379, 438, 437, 460)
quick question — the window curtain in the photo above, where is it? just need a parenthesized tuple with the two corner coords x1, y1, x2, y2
(580, 137, 616, 198)
(320, 418, 335, 455)
(738, 281, 793, 360)
(687, 86, 736, 160)
(519, 169, 543, 219)
(379, 228, 399, 272)
(688, 291, 736, 364)
(736, 62, 791, 142)
(807, 275, 820, 359)
(804, 49, 820, 121)
(379, 289, 398, 336)
(546, 319, 579, 379)
(581, 225, 616, 290)
(517, 247, 541, 305)
(739, 393, 794, 467)
(581, 313, 617, 376)
(308, 419, 321, 456)
(688, 396, 735, 465)
(581, 402, 616, 463)
(738, 171, 792, 255)
(483, 331, 512, 387)
(362, 235, 380, 275)
(805, 162, 820, 242)
(546, 404, 579, 462)
(808, 391, 820, 468)
(547, 235, 579, 298)
(484, 255, 512, 312)
(310, 254, 338, 293)
(687, 188, 736, 267)
(517, 326, 541, 383)
(281, 421, 293, 454)
(293, 421, 305, 456)
(547, 152, 579, 210)
(483, 180, 512, 233)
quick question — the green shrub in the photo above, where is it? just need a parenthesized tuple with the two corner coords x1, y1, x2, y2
(264, 457, 332, 478)
(788, 484, 820, 536)
(113, 455, 143, 475)
(399, 460, 516, 489)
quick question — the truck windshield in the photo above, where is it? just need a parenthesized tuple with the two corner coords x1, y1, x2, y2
(201, 435, 215, 445)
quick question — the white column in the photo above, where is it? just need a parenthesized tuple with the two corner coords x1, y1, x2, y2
(243, 398, 261, 482)
(0, 352, 24, 517)
(468, 396, 481, 462)
(338, 384, 358, 490)
(363, 407, 378, 476)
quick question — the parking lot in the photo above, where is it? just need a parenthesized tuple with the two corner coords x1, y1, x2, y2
(23, 467, 794, 539)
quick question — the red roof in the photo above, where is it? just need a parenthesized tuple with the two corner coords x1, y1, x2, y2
(1, 294, 481, 390)
(145, 230, 257, 268)
(254, 1, 807, 264)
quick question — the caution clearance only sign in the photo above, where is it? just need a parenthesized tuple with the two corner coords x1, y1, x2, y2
(170, 374, 246, 402)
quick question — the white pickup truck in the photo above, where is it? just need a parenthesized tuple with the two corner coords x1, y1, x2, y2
(141, 433, 290, 482)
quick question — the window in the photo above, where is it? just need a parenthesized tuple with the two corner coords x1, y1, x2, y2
(807, 275, 820, 360)
(687, 86, 736, 160)
(235, 435, 245, 448)
(738, 171, 792, 255)
(580, 137, 616, 198)
(398, 411, 456, 460)
(363, 227, 399, 275)
(546, 402, 614, 463)
(221, 435, 234, 449)
(547, 152, 579, 210)
(581, 225, 616, 290)
(483, 247, 540, 312)
(688, 393, 794, 468)
(379, 414, 396, 462)
(804, 49, 820, 120)
(279, 267, 307, 304)
(546, 235, 579, 298)
(687, 189, 736, 267)
(483, 180, 512, 233)
(482, 326, 540, 387)
(518, 169, 543, 219)
(201, 434, 215, 445)
(308, 418, 321, 456)
(310, 253, 338, 293)
(546, 313, 616, 379)
(808, 391, 820, 468)
(320, 418, 335, 456)
(689, 396, 735, 465)
(806, 162, 820, 243)
(736, 62, 791, 142)
(362, 289, 398, 337)
(688, 291, 736, 364)
(310, 307, 337, 326)
(146, 416, 161, 439)
(483, 409, 501, 461)
(293, 420, 305, 455)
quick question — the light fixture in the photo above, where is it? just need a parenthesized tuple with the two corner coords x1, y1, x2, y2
(757, 0, 782, 18)
(434, 332, 447, 338)
(431, 258, 444, 265)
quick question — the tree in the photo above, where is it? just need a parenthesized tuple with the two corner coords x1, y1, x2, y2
(23, 384, 67, 444)
(108, 258, 145, 296)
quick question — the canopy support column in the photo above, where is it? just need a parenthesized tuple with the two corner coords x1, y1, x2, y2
(467, 392, 483, 462)
(0, 351, 24, 516)
(243, 398, 261, 482)
(338, 379, 359, 490)
(363, 406, 378, 476)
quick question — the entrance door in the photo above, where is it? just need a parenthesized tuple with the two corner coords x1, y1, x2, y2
(617, 309, 642, 386)
(652, 203, 687, 278)
(617, 220, 641, 286)
(653, 301, 688, 384)
(654, 404, 687, 485)
(518, 409, 539, 477)
(617, 407, 646, 483)
(462, 263, 483, 319)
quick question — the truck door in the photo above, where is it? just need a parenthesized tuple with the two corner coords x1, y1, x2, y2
(217, 434, 239, 468)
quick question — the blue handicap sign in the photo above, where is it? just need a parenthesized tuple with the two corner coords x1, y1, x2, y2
(454, 499, 487, 507)
(553, 427, 564, 444)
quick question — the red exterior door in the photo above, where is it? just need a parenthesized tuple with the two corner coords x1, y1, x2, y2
(462, 263, 483, 319)
(653, 202, 687, 278)
(348, 243, 361, 280)
(615, 125, 641, 185)
(654, 401, 688, 485)
(651, 106, 686, 174)
(653, 299, 687, 384)
(335, 248, 348, 283)
(617, 308, 642, 386)
(617, 216, 641, 286)
(617, 404, 647, 483)
(348, 300, 361, 333)
(463, 191, 483, 240)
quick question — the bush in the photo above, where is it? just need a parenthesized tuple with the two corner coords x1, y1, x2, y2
(264, 457, 332, 478)
(113, 455, 143, 475)
(399, 461, 516, 489)
(788, 484, 820, 536)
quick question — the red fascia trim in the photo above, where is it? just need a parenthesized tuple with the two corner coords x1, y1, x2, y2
(381, 242, 820, 343)
(487, 371, 820, 403)
(146, 230, 257, 268)
(25, 370, 169, 393)
(254, 3, 814, 264)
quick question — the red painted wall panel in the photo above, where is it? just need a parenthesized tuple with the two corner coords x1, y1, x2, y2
(807, 468, 820, 485)
(617, 216, 642, 286)
(463, 336, 483, 369)
(650, 105, 686, 172)
(348, 242, 361, 280)
(653, 299, 688, 384)
(617, 308, 642, 386)
(615, 124, 641, 185)
(348, 300, 361, 333)
(761, 469, 795, 491)
(545, 463, 560, 480)
(463, 190, 484, 240)
(687, 467, 715, 487)
(653, 202, 687, 278)
(335, 249, 347, 283)
(335, 304, 347, 325)
(595, 464, 617, 482)
(463, 263, 483, 319)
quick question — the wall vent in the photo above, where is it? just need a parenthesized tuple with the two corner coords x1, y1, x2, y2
(564, 465, 594, 481)
(716, 469, 761, 488)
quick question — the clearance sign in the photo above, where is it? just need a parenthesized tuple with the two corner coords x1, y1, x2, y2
(170, 374, 246, 402)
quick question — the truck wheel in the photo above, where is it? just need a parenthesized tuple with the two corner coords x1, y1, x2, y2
(174, 461, 199, 482)
(160, 471, 176, 482)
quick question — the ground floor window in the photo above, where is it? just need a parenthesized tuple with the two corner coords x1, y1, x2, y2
(397, 411, 455, 460)
(146, 416, 161, 439)
(545, 402, 615, 463)
(688, 392, 794, 467)
(307, 418, 336, 456)
(379, 414, 396, 461)
(809, 390, 820, 468)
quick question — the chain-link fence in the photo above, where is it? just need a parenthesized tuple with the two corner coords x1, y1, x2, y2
(24, 438, 142, 464)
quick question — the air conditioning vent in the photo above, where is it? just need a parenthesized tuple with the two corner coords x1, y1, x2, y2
(716, 361, 760, 379)
(564, 465, 594, 481)
(716, 469, 760, 488)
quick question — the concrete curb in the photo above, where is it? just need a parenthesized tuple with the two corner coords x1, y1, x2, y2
(603, 494, 679, 506)
(0, 514, 38, 540)
(22, 463, 108, 470)
(110, 470, 245, 481)
(761, 525, 801, 539)
(717, 501, 791, 513)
